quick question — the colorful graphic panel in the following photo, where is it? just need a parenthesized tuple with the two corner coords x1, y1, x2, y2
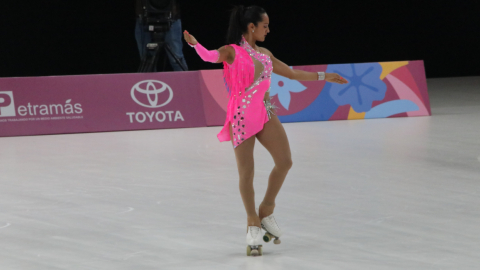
(200, 60, 430, 125)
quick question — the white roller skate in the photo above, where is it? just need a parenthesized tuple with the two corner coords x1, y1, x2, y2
(246, 226, 263, 256)
(261, 214, 282, 244)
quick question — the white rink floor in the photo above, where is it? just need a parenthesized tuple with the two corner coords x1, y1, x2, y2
(1, 77, 479, 270)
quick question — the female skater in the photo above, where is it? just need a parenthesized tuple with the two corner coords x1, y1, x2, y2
(184, 5, 347, 256)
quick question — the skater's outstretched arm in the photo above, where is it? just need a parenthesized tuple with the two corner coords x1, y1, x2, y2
(183, 30, 235, 64)
(259, 47, 348, 84)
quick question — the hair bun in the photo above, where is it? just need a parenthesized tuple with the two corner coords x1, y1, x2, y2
(226, 5, 266, 45)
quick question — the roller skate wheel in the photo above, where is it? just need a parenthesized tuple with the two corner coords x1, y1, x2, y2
(263, 232, 272, 243)
(258, 246, 263, 255)
(273, 238, 281, 245)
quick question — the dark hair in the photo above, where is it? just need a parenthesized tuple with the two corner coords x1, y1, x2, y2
(226, 5, 266, 45)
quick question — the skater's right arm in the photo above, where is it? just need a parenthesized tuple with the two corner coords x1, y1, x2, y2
(183, 30, 235, 64)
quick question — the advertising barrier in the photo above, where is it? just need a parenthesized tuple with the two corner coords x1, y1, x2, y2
(0, 60, 430, 137)
(0, 72, 206, 137)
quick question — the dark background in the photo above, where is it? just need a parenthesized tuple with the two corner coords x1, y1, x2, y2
(1, 0, 479, 78)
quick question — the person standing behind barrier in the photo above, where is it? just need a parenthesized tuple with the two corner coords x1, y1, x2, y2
(135, 0, 188, 71)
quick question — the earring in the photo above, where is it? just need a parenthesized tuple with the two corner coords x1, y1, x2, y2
(252, 30, 254, 33)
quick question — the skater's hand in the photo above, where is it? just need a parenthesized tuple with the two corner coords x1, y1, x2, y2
(326, 73, 348, 84)
(183, 30, 198, 46)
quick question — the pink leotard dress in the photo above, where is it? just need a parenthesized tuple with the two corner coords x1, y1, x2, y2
(217, 36, 274, 148)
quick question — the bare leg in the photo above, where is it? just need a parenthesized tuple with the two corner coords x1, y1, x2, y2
(230, 125, 261, 228)
(255, 115, 293, 220)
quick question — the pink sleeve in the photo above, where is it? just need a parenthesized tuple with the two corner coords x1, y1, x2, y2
(192, 43, 220, 63)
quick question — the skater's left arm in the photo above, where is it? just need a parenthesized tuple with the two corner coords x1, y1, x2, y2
(260, 47, 348, 84)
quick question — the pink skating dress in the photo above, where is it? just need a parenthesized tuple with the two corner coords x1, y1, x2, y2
(217, 36, 274, 148)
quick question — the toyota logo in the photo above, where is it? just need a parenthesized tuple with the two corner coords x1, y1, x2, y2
(131, 80, 173, 108)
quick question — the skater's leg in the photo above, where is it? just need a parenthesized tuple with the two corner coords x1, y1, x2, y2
(255, 115, 292, 220)
(231, 125, 261, 228)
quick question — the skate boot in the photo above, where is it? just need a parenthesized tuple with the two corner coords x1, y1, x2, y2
(261, 214, 282, 244)
(246, 226, 263, 256)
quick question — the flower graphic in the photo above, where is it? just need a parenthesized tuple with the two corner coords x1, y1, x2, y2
(270, 68, 307, 110)
(327, 63, 386, 113)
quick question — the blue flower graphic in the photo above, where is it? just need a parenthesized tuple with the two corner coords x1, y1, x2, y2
(270, 68, 307, 110)
(327, 63, 386, 113)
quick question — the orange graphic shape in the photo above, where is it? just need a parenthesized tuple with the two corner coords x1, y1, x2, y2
(379, 61, 409, 80)
(348, 107, 366, 120)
